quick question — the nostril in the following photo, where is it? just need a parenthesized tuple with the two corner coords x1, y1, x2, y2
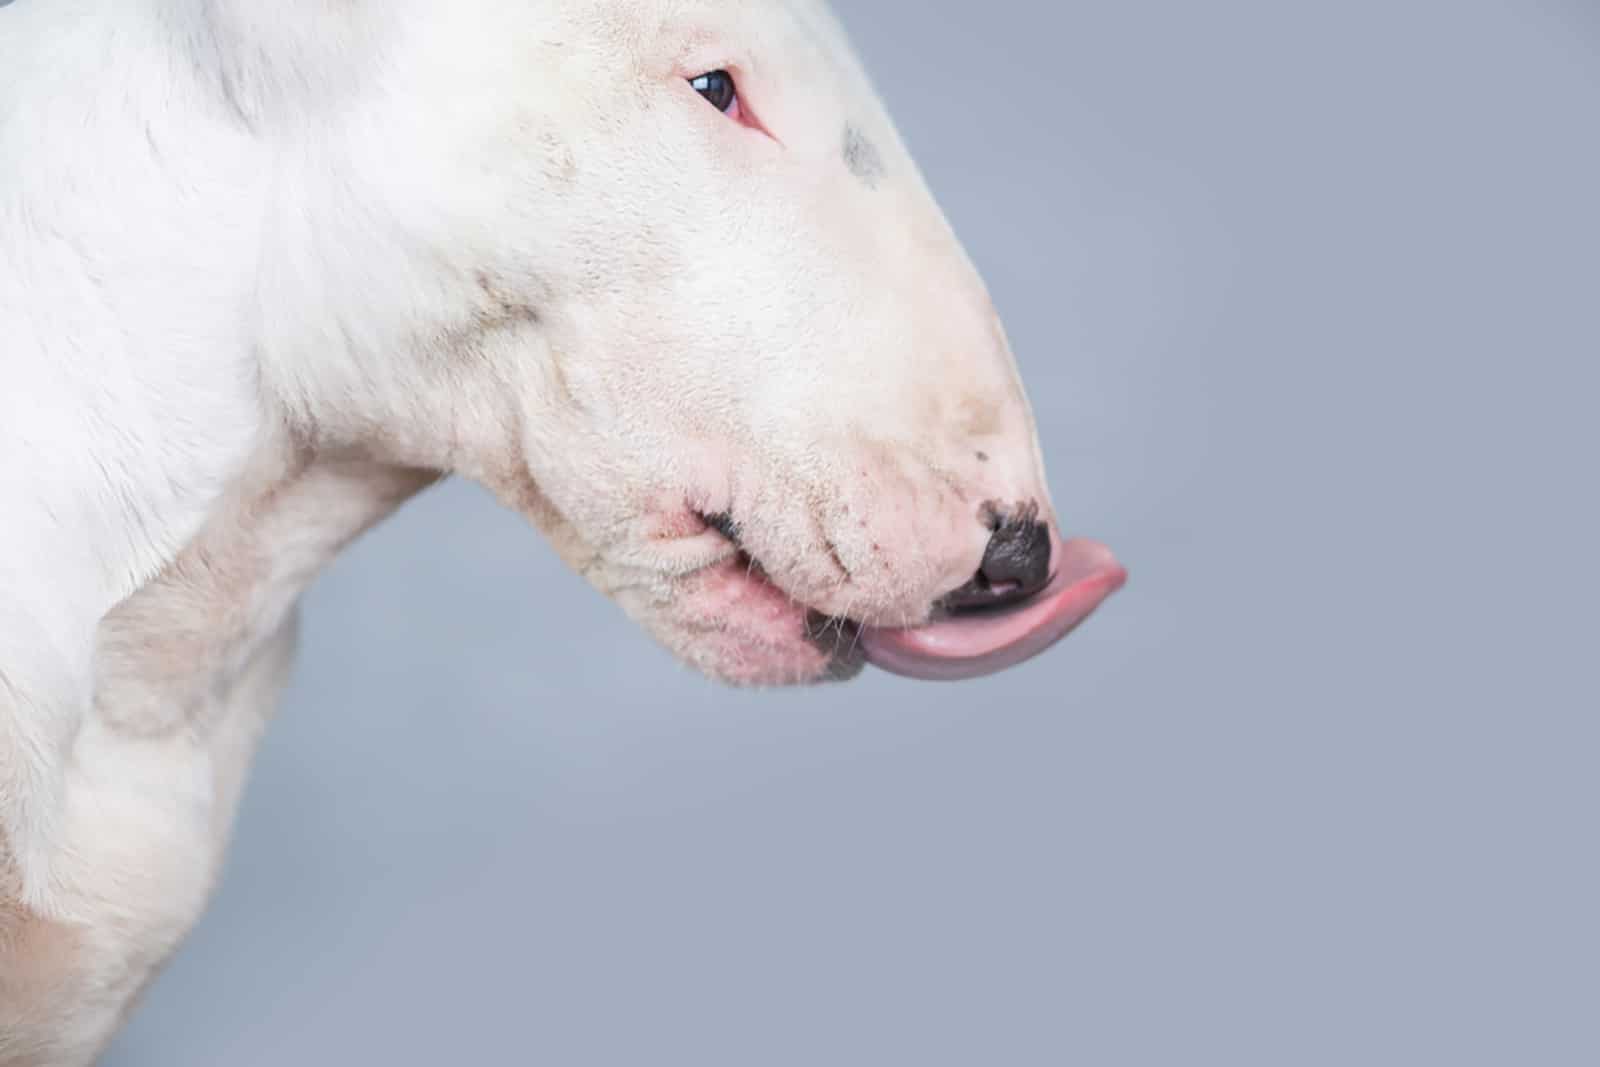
(941, 515, 1054, 615)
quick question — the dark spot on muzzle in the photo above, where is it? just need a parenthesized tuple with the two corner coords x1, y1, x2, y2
(941, 506, 1052, 614)
(843, 124, 885, 189)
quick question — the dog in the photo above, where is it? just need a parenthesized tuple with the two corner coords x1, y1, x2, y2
(0, 1, 1124, 1061)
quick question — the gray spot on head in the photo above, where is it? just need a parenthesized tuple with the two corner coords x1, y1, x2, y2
(843, 124, 885, 189)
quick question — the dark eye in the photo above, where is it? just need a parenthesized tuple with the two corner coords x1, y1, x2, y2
(689, 70, 738, 114)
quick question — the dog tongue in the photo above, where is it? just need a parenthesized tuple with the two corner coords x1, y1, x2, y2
(861, 537, 1126, 681)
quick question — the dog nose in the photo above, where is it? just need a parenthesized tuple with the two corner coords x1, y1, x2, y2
(941, 513, 1053, 614)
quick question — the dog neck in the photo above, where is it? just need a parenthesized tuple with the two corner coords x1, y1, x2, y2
(92, 434, 438, 742)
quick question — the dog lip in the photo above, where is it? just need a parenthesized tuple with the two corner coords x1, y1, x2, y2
(697, 510, 743, 546)
(688, 506, 976, 639)
(693, 508, 760, 577)
(693, 506, 859, 629)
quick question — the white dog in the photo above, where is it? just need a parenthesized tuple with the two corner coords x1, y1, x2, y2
(0, 1, 1124, 1061)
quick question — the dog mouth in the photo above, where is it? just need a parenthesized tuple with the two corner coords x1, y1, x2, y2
(693, 511, 1125, 683)
(700, 510, 744, 546)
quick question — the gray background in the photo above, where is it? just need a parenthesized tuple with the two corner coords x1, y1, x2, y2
(108, 1, 1598, 1064)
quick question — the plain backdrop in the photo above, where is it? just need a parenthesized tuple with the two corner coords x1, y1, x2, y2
(107, 2, 1598, 1064)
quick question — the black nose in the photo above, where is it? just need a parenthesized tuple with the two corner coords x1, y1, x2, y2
(941, 513, 1053, 614)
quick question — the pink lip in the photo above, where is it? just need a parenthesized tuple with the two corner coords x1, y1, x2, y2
(859, 536, 1126, 681)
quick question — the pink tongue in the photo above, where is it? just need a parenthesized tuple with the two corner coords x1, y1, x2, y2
(861, 537, 1126, 682)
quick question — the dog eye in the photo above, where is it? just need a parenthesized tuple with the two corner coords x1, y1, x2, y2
(689, 70, 738, 115)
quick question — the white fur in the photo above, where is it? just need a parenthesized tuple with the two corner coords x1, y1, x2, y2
(0, 2, 1054, 1061)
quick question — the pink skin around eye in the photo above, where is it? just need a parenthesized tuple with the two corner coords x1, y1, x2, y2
(729, 91, 780, 144)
